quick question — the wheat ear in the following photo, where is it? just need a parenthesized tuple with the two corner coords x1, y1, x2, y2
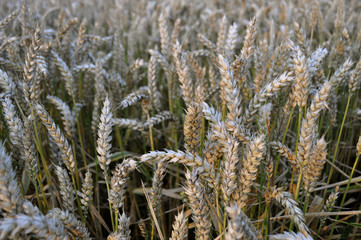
(0, 69, 15, 98)
(173, 41, 193, 105)
(22, 115, 38, 181)
(97, 96, 113, 173)
(141, 149, 215, 188)
(46, 208, 89, 239)
(270, 187, 309, 237)
(184, 102, 203, 154)
(109, 159, 137, 213)
(113, 118, 145, 132)
(269, 231, 313, 240)
(216, 15, 228, 54)
(2, 97, 24, 173)
(107, 212, 131, 240)
(221, 138, 239, 203)
(348, 57, 361, 92)
(47, 95, 76, 139)
(289, 43, 309, 108)
(118, 87, 149, 109)
(55, 165, 76, 214)
(218, 55, 245, 142)
(23, 28, 42, 103)
(35, 103, 75, 173)
(150, 162, 166, 218)
(303, 137, 327, 192)
(271, 141, 298, 174)
(81, 170, 93, 220)
(297, 81, 331, 171)
(0, 214, 67, 239)
(0, 9, 20, 30)
(159, 12, 170, 57)
(184, 169, 211, 240)
(243, 72, 294, 129)
(0, 141, 24, 215)
(169, 211, 188, 240)
(232, 134, 265, 208)
(224, 204, 259, 240)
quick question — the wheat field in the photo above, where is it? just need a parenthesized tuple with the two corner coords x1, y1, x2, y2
(0, 0, 361, 239)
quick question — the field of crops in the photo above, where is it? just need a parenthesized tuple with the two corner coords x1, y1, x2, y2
(1, 0, 361, 239)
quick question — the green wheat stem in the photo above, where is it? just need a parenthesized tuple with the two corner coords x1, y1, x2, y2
(104, 170, 115, 231)
(303, 193, 310, 214)
(295, 108, 303, 158)
(289, 108, 303, 232)
(33, 176, 43, 213)
(71, 174, 84, 223)
(327, 94, 352, 185)
(28, 103, 53, 190)
(328, 153, 360, 238)
(145, 109, 154, 151)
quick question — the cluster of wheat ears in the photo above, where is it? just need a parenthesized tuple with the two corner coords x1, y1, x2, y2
(0, 0, 361, 239)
